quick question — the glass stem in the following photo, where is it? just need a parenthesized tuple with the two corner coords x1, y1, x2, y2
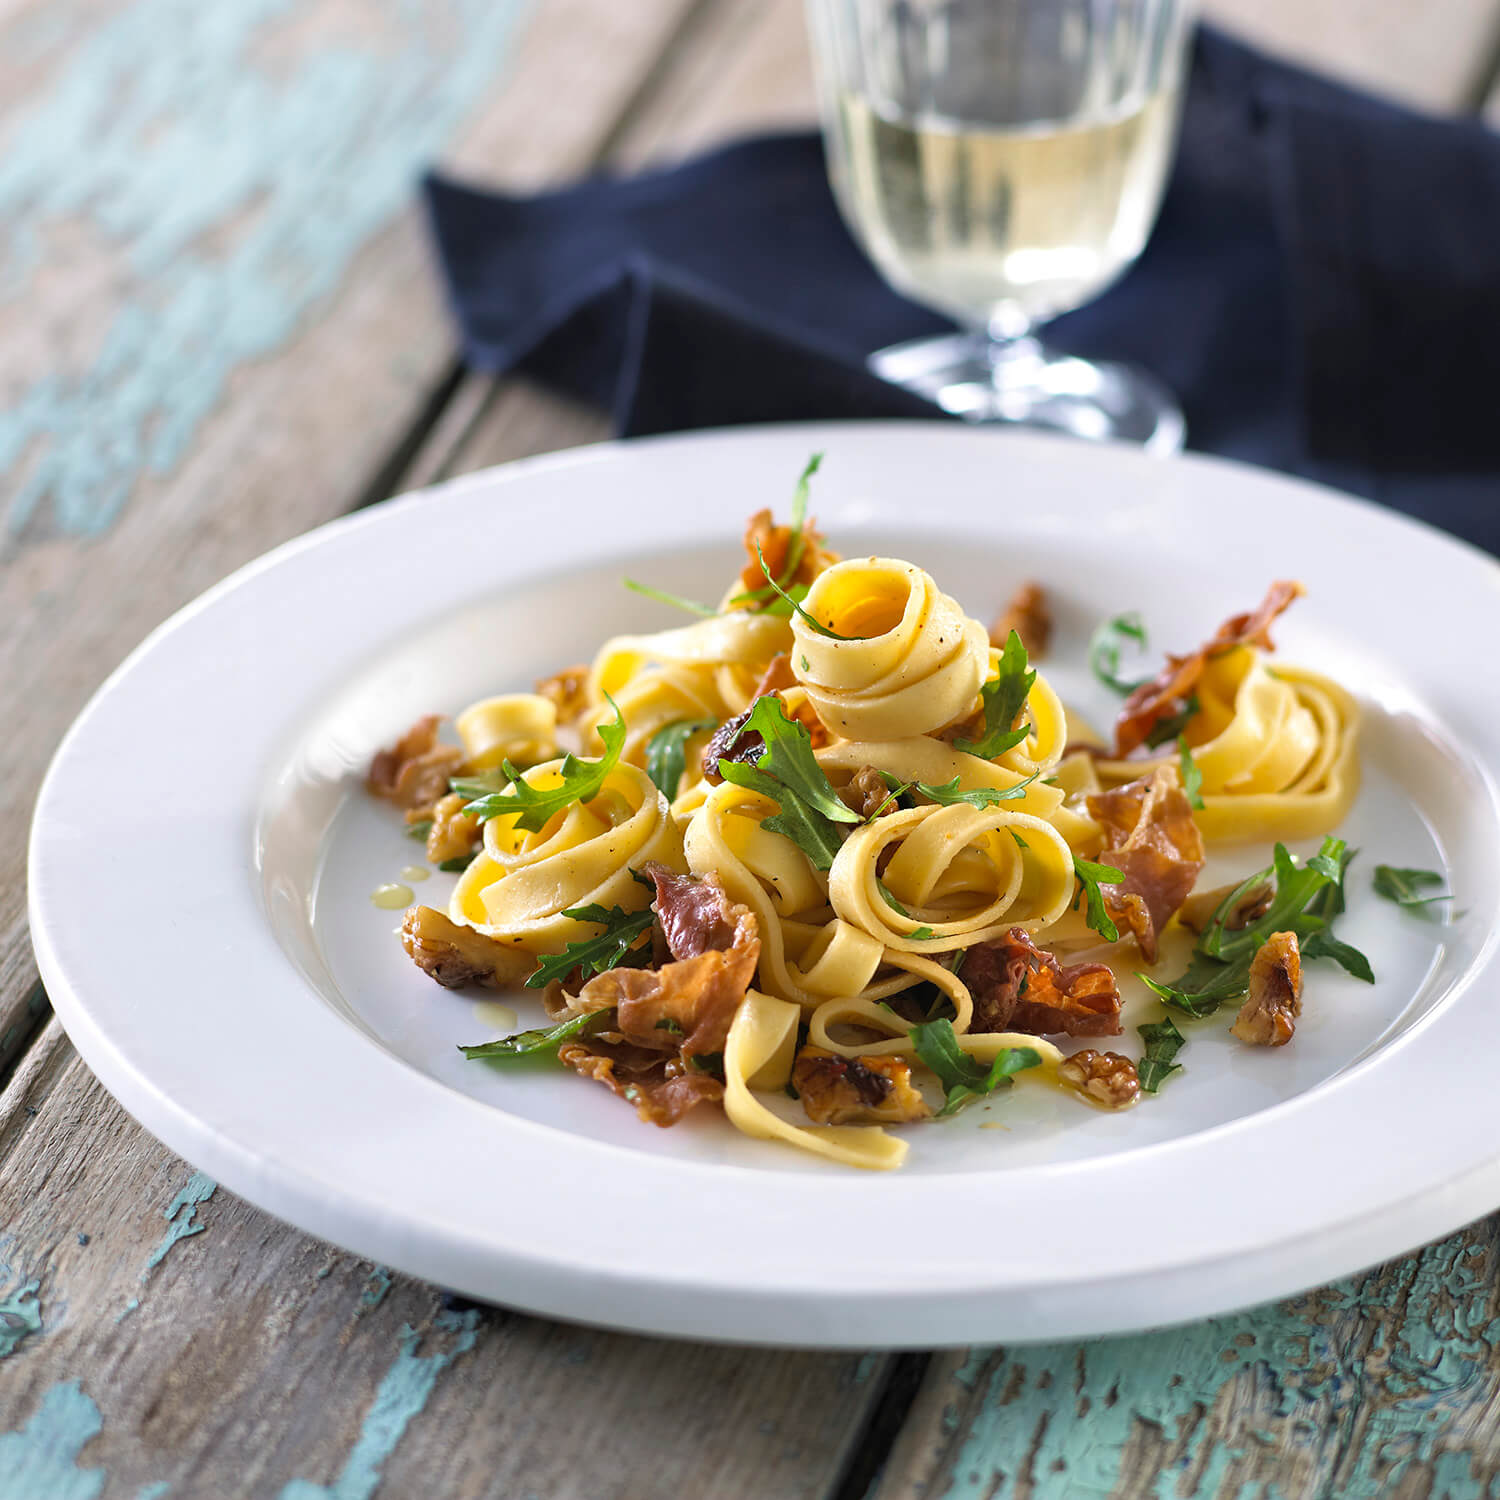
(980, 310, 1044, 391)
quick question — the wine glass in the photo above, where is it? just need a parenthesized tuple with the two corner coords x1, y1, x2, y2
(805, 0, 1193, 451)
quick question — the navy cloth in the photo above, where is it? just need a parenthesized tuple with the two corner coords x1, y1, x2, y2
(423, 27, 1500, 553)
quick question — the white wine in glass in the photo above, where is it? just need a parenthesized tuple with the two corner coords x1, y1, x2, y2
(807, 0, 1192, 449)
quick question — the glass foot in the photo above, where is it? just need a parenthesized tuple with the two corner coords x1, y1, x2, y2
(869, 333, 1185, 454)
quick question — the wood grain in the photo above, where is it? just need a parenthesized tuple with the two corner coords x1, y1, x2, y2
(0, 6, 895, 1496)
(399, 0, 818, 491)
(0, 1027, 888, 1499)
(869, 1216, 1500, 1500)
(0, 0, 705, 1058)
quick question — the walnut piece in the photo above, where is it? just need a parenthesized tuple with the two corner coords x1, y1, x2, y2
(1058, 1049, 1141, 1109)
(838, 765, 895, 819)
(367, 715, 464, 811)
(535, 664, 590, 726)
(1231, 931, 1303, 1046)
(401, 906, 534, 990)
(424, 791, 481, 865)
(1178, 878, 1274, 934)
(793, 1047, 931, 1124)
(990, 581, 1051, 658)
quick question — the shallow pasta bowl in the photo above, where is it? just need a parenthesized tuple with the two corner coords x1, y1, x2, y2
(28, 421, 1500, 1347)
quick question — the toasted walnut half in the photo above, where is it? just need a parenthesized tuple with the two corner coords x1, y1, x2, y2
(401, 906, 534, 990)
(367, 715, 464, 811)
(535, 664, 590, 726)
(1231, 931, 1302, 1046)
(991, 581, 1051, 658)
(793, 1047, 931, 1125)
(1058, 1049, 1141, 1109)
(424, 792, 481, 865)
(1178, 878, 1274, 935)
(838, 765, 895, 820)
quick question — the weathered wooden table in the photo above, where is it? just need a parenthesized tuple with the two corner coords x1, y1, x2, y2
(4, 3, 1500, 1496)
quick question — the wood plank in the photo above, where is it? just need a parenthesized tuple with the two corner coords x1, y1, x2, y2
(0, 6, 897, 1495)
(0, 1027, 888, 1499)
(400, 0, 817, 488)
(869, 1215, 1500, 1499)
(0, 0, 706, 1056)
(1202, 0, 1500, 113)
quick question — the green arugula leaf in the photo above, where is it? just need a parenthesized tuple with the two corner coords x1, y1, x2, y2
(1373, 864, 1451, 912)
(405, 819, 432, 842)
(909, 1018, 1041, 1117)
(462, 697, 626, 832)
(778, 451, 822, 586)
(1143, 693, 1200, 749)
(908, 926, 937, 941)
(1178, 736, 1204, 810)
(1009, 830, 1029, 851)
(1073, 856, 1125, 943)
(877, 878, 910, 917)
(459, 1009, 610, 1061)
(524, 902, 656, 990)
(1137, 1016, 1187, 1092)
(1089, 612, 1149, 695)
(1300, 930, 1375, 983)
(915, 771, 1040, 809)
(754, 542, 863, 639)
(645, 717, 715, 799)
(438, 853, 477, 873)
(716, 694, 859, 871)
(622, 578, 717, 616)
(954, 631, 1036, 759)
(1145, 836, 1375, 1016)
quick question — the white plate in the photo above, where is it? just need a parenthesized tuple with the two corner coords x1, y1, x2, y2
(29, 423, 1500, 1348)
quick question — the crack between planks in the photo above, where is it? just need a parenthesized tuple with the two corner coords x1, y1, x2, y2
(827, 1351, 934, 1500)
(351, 0, 736, 513)
(0, 979, 52, 1099)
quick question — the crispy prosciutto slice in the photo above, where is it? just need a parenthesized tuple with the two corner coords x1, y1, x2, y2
(558, 867, 761, 1124)
(1114, 581, 1304, 757)
(558, 1040, 726, 1126)
(1086, 765, 1205, 963)
(964, 929, 1123, 1038)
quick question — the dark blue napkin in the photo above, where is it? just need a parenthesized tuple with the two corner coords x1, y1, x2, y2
(424, 27, 1500, 554)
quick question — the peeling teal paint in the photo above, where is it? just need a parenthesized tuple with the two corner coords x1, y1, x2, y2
(0, 1381, 105, 1500)
(143, 1171, 217, 1276)
(0, 1279, 42, 1358)
(360, 1267, 393, 1311)
(278, 1307, 482, 1500)
(934, 1231, 1500, 1499)
(136, 1485, 171, 1500)
(0, 0, 532, 540)
(115, 1298, 140, 1325)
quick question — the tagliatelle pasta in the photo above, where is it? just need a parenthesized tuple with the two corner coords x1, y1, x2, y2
(370, 457, 1373, 1172)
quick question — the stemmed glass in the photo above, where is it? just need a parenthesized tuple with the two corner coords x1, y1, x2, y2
(805, 0, 1193, 451)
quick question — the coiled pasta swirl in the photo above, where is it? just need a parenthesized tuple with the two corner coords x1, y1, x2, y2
(1095, 648, 1359, 842)
(450, 760, 684, 952)
(791, 558, 990, 740)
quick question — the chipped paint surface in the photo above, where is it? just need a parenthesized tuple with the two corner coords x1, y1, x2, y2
(278, 1307, 482, 1500)
(0, 1381, 105, 1500)
(360, 1266, 393, 1311)
(135, 1485, 171, 1500)
(0, 1278, 42, 1358)
(143, 1171, 216, 1276)
(0, 0, 531, 540)
(932, 1230, 1500, 1499)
